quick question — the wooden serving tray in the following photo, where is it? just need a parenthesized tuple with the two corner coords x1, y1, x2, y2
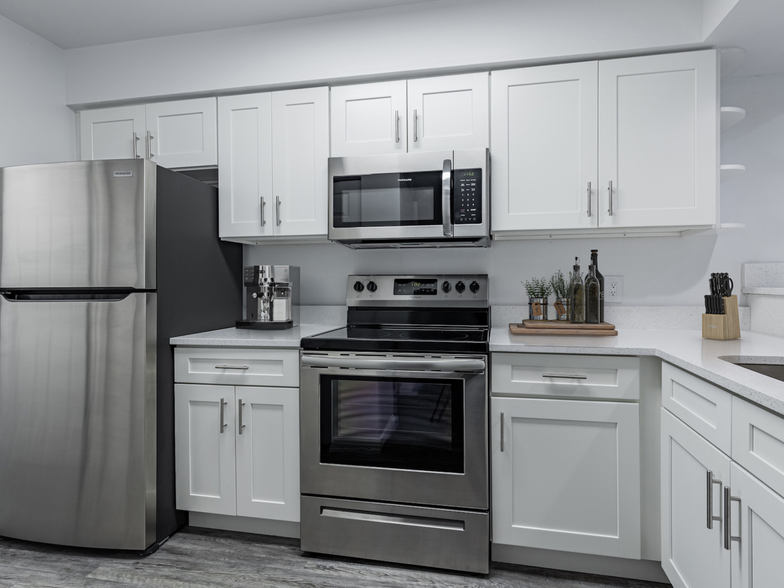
(509, 321, 618, 336)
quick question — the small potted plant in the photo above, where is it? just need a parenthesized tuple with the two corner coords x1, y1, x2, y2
(550, 270, 570, 321)
(524, 277, 553, 321)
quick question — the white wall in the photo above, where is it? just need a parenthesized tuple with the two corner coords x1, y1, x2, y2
(0, 15, 76, 167)
(242, 70, 781, 308)
(64, 0, 703, 107)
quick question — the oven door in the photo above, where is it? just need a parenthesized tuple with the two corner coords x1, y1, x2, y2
(300, 352, 488, 510)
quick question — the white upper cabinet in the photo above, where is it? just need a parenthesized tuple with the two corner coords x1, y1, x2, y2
(491, 63, 598, 232)
(330, 73, 488, 157)
(407, 73, 489, 152)
(330, 81, 407, 156)
(492, 50, 718, 237)
(144, 98, 218, 169)
(598, 51, 718, 229)
(79, 105, 145, 161)
(218, 87, 329, 243)
(218, 93, 273, 240)
(271, 87, 330, 238)
(80, 98, 218, 169)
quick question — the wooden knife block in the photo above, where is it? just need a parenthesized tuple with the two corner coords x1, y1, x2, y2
(702, 295, 740, 340)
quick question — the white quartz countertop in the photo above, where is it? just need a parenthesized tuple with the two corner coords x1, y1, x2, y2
(170, 324, 342, 348)
(491, 327, 784, 417)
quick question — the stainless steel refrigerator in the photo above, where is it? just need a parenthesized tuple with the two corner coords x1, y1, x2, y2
(0, 159, 242, 551)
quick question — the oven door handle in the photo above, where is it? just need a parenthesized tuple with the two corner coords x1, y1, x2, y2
(442, 158, 453, 238)
(301, 355, 485, 372)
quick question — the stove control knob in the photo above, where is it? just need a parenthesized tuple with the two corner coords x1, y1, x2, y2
(455, 281, 466, 294)
(366, 281, 377, 292)
(470, 280, 480, 293)
(353, 281, 364, 292)
(441, 280, 451, 293)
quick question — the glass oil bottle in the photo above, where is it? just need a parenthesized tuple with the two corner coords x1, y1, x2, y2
(569, 258, 584, 323)
(585, 264, 601, 324)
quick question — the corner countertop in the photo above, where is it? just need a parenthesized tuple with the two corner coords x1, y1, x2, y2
(170, 324, 342, 348)
(491, 327, 784, 417)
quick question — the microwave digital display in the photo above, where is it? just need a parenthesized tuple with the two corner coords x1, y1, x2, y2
(394, 279, 438, 295)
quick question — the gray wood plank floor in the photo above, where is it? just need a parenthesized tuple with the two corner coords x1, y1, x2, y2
(0, 528, 670, 588)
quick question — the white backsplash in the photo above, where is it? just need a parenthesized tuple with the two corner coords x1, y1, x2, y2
(742, 262, 784, 337)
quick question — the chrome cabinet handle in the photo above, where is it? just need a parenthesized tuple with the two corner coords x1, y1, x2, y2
(542, 373, 588, 380)
(442, 158, 453, 237)
(395, 110, 400, 144)
(133, 132, 141, 159)
(214, 365, 249, 370)
(260, 197, 266, 226)
(724, 487, 741, 550)
(219, 398, 227, 434)
(413, 109, 418, 142)
(707, 471, 723, 529)
(276, 196, 281, 226)
(500, 412, 505, 452)
(607, 180, 613, 216)
(238, 399, 246, 435)
(587, 182, 592, 217)
(146, 131, 154, 159)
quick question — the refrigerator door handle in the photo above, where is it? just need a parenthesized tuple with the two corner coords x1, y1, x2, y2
(1, 292, 131, 302)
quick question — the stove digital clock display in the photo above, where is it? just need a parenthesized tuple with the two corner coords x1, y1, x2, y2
(394, 279, 438, 295)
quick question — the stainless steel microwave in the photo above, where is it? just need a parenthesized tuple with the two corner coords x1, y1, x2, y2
(328, 148, 489, 248)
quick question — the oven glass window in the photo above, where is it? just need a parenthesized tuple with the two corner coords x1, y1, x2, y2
(319, 375, 464, 473)
(332, 171, 443, 228)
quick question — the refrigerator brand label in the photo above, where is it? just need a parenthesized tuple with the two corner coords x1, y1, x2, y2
(113, 171, 133, 177)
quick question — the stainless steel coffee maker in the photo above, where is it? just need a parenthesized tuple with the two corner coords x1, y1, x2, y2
(236, 265, 300, 329)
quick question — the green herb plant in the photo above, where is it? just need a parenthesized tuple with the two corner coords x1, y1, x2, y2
(523, 277, 553, 299)
(550, 270, 568, 299)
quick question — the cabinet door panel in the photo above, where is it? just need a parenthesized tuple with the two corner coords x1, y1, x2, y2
(661, 408, 730, 588)
(272, 87, 329, 237)
(174, 384, 236, 516)
(408, 72, 489, 152)
(236, 387, 300, 522)
(79, 105, 145, 161)
(732, 396, 784, 497)
(731, 463, 784, 588)
(331, 81, 407, 156)
(492, 396, 640, 559)
(490, 63, 597, 232)
(218, 93, 273, 239)
(598, 51, 717, 228)
(145, 98, 217, 168)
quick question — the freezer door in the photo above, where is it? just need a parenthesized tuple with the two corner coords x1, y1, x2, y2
(0, 292, 156, 550)
(0, 159, 155, 289)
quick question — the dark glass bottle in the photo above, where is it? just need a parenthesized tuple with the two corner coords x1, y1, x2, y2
(569, 258, 584, 323)
(585, 264, 601, 324)
(590, 249, 605, 323)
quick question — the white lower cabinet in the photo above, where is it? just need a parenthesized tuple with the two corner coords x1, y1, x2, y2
(174, 347, 300, 524)
(661, 407, 731, 588)
(491, 353, 641, 560)
(661, 363, 784, 588)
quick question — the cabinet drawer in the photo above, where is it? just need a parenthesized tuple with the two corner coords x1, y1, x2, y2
(491, 353, 639, 401)
(174, 347, 299, 387)
(661, 363, 731, 454)
(732, 396, 784, 496)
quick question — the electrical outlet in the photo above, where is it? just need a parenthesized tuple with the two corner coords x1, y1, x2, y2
(606, 275, 624, 304)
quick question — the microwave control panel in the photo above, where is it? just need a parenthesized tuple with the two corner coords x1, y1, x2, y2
(454, 169, 482, 225)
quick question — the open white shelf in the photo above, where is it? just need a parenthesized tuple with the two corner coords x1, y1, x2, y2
(721, 164, 745, 182)
(721, 107, 746, 131)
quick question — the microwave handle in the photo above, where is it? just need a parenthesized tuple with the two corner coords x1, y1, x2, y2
(442, 158, 453, 237)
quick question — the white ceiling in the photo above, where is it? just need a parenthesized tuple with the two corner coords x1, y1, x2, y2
(0, 0, 445, 49)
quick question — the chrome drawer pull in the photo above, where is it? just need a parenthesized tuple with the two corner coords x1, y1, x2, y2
(238, 399, 246, 435)
(500, 412, 505, 452)
(724, 487, 742, 550)
(219, 398, 227, 434)
(215, 365, 250, 370)
(542, 373, 588, 380)
(707, 471, 723, 529)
